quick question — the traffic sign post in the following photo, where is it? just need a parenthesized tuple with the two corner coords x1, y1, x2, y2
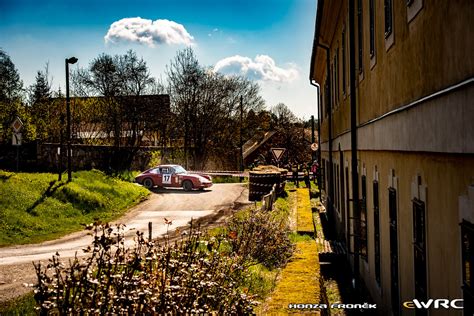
(12, 132, 22, 146)
(11, 116, 23, 133)
(270, 148, 286, 167)
(11, 117, 23, 171)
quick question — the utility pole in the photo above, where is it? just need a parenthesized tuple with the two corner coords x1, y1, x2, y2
(65, 57, 77, 182)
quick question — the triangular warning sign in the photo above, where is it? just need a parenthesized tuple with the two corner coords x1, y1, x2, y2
(271, 148, 286, 162)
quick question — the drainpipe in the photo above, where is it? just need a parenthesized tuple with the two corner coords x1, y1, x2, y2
(349, 0, 361, 288)
(310, 81, 322, 188)
(318, 43, 334, 225)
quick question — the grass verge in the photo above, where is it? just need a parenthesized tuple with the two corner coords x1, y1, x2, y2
(296, 188, 315, 234)
(260, 240, 320, 315)
(211, 175, 243, 183)
(0, 169, 149, 246)
(0, 292, 36, 315)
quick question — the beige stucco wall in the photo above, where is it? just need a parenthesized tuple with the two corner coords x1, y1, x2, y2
(316, 0, 474, 145)
(314, 1, 474, 313)
(320, 149, 474, 315)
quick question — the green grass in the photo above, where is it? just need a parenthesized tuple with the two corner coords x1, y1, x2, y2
(259, 240, 320, 315)
(111, 170, 141, 182)
(211, 175, 242, 183)
(0, 292, 36, 316)
(296, 189, 315, 234)
(242, 264, 279, 300)
(0, 169, 149, 246)
(288, 232, 314, 243)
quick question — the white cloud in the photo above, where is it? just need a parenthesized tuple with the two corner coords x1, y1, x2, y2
(104, 17, 194, 47)
(214, 55, 298, 82)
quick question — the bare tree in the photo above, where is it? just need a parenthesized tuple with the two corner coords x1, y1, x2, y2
(270, 102, 298, 127)
(72, 50, 158, 145)
(166, 48, 266, 169)
(166, 47, 202, 168)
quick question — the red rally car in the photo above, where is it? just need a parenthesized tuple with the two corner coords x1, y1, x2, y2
(135, 164, 213, 191)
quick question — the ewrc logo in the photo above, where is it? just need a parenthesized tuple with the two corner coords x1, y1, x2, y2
(403, 299, 463, 309)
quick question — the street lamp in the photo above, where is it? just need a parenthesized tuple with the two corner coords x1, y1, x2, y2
(65, 56, 78, 182)
(239, 95, 244, 182)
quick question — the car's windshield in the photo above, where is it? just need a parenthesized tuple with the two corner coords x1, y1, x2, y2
(174, 166, 187, 174)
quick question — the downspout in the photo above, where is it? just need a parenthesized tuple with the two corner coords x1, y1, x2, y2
(349, 0, 361, 287)
(309, 0, 324, 194)
(318, 43, 334, 224)
(310, 80, 322, 188)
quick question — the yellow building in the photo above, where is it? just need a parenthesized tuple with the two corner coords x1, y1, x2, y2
(309, 1, 473, 315)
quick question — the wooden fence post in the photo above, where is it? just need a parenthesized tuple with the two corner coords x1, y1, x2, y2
(148, 221, 152, 241)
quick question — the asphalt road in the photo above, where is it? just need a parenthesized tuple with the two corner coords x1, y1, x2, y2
(0, 183, 249, 303)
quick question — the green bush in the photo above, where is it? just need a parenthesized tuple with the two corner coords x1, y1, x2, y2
(147, 150, 161, 168)
(112, 170, 140, 183)
(223, 208, 294, 269)
(211, 175, 241, 183)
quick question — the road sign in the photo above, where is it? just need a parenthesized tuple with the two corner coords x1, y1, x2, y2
(12, 133, 22, 146)
(271, 148, 286, 162)
(311, 143, 319, 151)
(11, 117, 23, 133)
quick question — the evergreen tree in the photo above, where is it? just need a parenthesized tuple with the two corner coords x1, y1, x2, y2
(0, 49, 24, 143)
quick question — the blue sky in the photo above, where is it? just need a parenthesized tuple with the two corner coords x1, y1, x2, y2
(0, 0, 318, 119)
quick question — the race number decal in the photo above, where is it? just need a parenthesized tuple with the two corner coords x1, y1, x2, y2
(163, 174, 172, 184)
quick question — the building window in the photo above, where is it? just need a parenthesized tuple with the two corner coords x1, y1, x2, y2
(357, 0, 363, 74)
(335, 163, 339, 211)
(413, 198, 428, 312)
(360, 175, 368, 260)
(373, 180, 381, 285)
(461, 220, 474, 315)
(326, 160, 330, 190)
(321, 159, 326, 190)
(345, 166, 350, 244)
(389, 187, 400, 315)
(335, 50, 339, 103)
(331, 61, 336, 109)
(325, 77, 330, 117)
(369, 0, 375, 58)
(384, 0, 393, 38)
(341, 26, 346, 95)
(340, 153, 345, 232)
(407, 0, 423, 23)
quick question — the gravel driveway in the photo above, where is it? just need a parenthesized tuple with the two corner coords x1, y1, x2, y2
(0, 183, 250, 304)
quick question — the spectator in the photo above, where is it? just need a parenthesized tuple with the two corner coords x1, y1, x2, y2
(311, 161, 318, 184)
(304, 168, 311, 188)
(292, 163, 299, 188)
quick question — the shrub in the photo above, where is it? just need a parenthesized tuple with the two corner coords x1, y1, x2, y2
(33, 222, 258, 315)
(147, 150, 161, 169)
(223, 208, 294, 269)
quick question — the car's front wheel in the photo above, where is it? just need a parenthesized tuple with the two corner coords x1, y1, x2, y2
(143, 178, 154, 189)
(182, 180, 193, 191)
